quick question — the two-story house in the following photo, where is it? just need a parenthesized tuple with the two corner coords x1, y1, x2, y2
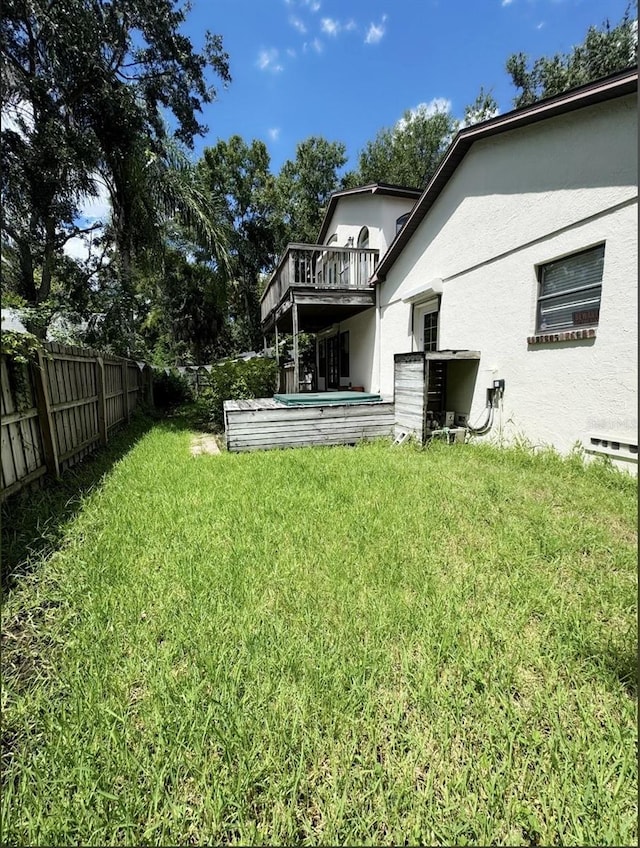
(259, 68, 638, 469)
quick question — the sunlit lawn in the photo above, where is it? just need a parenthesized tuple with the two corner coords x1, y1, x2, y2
(2, 417, 637, 845)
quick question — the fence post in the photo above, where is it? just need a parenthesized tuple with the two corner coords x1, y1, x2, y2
(96, 357, 108, 446)
(33, 348, 60, 479)
(122, 361, 131, 423)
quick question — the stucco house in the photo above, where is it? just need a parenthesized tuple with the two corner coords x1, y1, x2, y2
(259, 68, 638, 469)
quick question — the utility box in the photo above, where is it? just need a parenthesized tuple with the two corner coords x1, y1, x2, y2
(394, 351, 481, 444)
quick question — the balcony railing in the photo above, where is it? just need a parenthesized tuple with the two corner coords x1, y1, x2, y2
(261, 243, 379, 324)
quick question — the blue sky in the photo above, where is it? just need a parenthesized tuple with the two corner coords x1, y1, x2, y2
(65, 0, 633, 258)
(182, 0, 634, 173)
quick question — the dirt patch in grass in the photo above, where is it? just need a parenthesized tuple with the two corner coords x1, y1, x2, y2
(189, 434, 221, 456)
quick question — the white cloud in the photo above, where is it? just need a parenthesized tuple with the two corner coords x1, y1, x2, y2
(365, 15, 387, 45)
(399, 98, 452, 126)
(395, 98, 452, 132)
(501, 0, 514, 6)
(321, 17, 340, 36)
(286, 47, 297, 58)
(257, 48, 284, 73)
(267, 127, 281, 141)
(289, 15, 306, 34)
(304, 38, 323, 54)
(320, 17, 358, 37)
(536, 21, 545, 30)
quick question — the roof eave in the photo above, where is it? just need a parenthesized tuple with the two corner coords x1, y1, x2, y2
(372, 67, 638, 284)
(317, 182, 422, 244)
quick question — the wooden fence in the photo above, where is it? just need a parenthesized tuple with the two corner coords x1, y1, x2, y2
(1, 342, 153, 501)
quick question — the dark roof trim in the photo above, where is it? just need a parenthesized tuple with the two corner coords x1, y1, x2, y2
(371, 67, 638, 284)
(317, 182, 422, 244)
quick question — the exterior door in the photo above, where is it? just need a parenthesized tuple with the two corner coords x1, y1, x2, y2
(326, 335, 339, 389)
(415, 299, 440, 352)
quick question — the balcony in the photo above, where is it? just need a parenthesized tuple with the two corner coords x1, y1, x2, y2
(260, 243, 379, 333)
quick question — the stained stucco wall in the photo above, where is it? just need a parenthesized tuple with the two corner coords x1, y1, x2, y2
(377, 94, 637, 462)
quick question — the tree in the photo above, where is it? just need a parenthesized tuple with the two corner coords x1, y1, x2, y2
(462, 88, 499, 127)
(275, 137, 348, 247)
(344, 103, 457, 190)
(140, 246, 228, 365)
(506, 8, 638, 108)
(1, 0, 230, 339)
(97, 136, 231, 355)
(198, 136, 281, 351)
(347, 104, 457, 188)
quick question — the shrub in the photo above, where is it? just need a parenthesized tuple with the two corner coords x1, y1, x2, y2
(200, 358, 278, 430)
(153, 369, 194, 409)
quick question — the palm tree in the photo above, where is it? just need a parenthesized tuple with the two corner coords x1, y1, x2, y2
(95, 126, 231, 354)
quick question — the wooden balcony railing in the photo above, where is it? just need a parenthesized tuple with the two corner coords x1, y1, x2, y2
(261, 243, 379, 324)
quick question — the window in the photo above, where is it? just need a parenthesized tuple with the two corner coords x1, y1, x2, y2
(340, 332, 350, 378)
(396, 212, 410, 234)
(357, 227, 369, 249)
(423, 311, 438, 352)
(537, 245, 604, 333)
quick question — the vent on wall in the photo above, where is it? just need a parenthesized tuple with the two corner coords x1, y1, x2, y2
(585, 434, 638, 463)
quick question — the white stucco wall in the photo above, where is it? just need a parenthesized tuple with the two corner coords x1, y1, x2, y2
(377, 94, 638, 466)
(316, 308, 376, 390)
(323, 193, 417, 254)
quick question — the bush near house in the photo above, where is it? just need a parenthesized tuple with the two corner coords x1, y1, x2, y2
(199, 357, 278, 430)
(152, 369, 194, 409)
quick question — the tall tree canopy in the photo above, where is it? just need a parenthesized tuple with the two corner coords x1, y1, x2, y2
(345, 104, 457, 190)
(275, 137, 348, 247)
(1, 0, 230, 339)
(198, 136, 281, 351)
(506, 8, 637, 108)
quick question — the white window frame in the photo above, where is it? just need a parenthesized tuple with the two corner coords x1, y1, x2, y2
(414, 298, 439, 352)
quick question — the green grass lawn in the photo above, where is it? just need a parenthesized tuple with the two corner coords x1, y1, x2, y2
(2, 417, 637, 846)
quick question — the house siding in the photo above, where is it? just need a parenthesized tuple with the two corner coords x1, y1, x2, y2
(375, 94, 637, 465)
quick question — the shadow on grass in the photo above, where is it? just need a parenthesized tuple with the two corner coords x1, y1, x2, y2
(603, 644, 638, 698)
(1, 412, 164, 594)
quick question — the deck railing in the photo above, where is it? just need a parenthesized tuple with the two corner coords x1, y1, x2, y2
(261, 243, 379, 324)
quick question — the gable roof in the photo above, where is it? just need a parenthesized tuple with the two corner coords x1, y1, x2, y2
(371, 67, 638, 284)
(317, 183, 422, 244)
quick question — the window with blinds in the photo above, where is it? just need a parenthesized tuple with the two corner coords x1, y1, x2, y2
(537, 245, 605, 333)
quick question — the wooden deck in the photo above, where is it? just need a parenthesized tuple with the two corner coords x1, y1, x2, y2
(224, 397, 395, 452)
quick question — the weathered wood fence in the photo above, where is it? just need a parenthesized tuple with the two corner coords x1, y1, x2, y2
(1, 342, 153, 501)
